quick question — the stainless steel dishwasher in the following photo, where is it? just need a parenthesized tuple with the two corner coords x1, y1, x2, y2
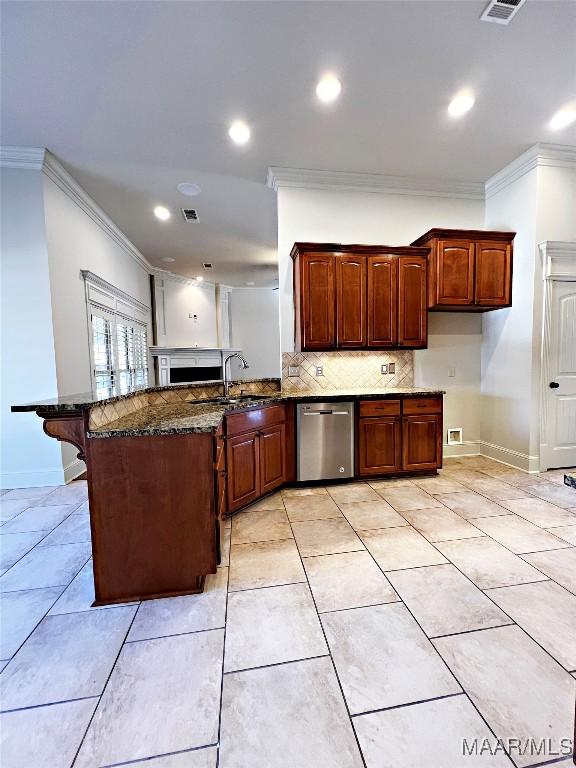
(296, 402, 355, 482)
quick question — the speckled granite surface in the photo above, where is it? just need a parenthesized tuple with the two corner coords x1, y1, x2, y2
(11, 379, 282, 412)
(88, 387, 445, 438)
(565, 473, 576, 490)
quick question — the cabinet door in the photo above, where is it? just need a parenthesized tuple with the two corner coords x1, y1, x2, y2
(300, 253, 335, 349)
(436, 240, 475, 306)
(357, 416, 402, 476)
(402, 415, 442, 472)
(226, 431, 260, 512)
(398, 256, 427, 348)
(367, 256, 397, 347)
(336, 255, 366, 348)
(475, 241, 512, 306)
(260, 423, 286, 495)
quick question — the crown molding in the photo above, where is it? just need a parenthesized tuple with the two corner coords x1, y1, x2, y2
(81, 270, 150, 313)
(0, 146, 46, 169)
(486, 142, 576, 199)
(538, 240, 576, 281)
(267, 166, 484, 200)
(151, 267, 215, 288)
(41, 150, 153, 273)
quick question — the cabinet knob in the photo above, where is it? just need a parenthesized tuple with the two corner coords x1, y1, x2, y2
(549, 382, 560, 389)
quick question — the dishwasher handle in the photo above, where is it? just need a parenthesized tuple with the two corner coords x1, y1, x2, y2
(302, 410, 350, 416)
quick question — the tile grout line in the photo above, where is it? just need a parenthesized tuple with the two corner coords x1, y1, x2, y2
(351, 690, 465, 719)
(0, 694, 100, 715)
(70, 597, 142, 766)
(283, 498, 369, 768)
(100, 742, 219, 768)
(215, 531, 231, 768)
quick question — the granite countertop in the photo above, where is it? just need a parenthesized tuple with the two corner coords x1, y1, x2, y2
(10, 379, 282, 413)
(88, 387, 446, 438)
(565, 472, 576, 490)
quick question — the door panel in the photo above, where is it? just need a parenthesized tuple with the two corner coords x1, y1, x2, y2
(260, 423, 286, 495)
(301, 253, 335, 349)
(357, 416, 402, 476)
(436, 240, 474, 305)
(398, 257, 427, 347)
(336, 256, 366, 347)
(402, 415, 442, 471)
(544, 283, 576, 468)
(367, 256, 397, 347)
(226, 431, 260, 512)
(475, 241, 512, 306)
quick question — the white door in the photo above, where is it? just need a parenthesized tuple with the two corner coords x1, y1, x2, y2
(544, 281, 576, 468)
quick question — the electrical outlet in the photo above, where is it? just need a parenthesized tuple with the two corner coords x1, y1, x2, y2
(388, 362, 395, 374)
(315, 366, 324, 376)
(448, 366, 456, 378)
(381, 364, 388, 374)
(288, 366, 299, 377)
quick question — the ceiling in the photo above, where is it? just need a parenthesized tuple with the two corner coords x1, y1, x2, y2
(2, 1, 575, 286)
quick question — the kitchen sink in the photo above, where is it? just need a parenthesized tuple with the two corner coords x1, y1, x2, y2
(198, 395, 276, 406)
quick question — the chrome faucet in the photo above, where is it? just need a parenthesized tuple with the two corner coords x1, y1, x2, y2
(223, 352, 250, 397)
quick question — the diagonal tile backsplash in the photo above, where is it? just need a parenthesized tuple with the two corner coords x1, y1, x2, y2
(281, 351, 414, 392)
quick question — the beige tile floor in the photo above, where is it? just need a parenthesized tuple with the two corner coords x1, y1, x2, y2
(0, 458, 575, 767)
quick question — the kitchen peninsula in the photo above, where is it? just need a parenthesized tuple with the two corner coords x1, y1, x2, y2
(12, 379, 444, 606)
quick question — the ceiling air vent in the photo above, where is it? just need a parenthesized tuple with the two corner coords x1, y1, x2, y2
(202, 262, 214, 270)
(181, 208, 199, 222)
(480, 0, 526, 24)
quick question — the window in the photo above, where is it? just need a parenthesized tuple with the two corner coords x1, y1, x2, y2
(83, 271, 150, 399)
(90, 310, 149, 398)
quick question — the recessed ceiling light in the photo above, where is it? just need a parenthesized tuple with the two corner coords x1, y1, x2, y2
(154, 205, 171, 221)
(549, 105, 576, 131)
(448, 92, 475, 118)
(161, 257, 175, 263)
(177, 182, 202, 197)
(228, 120, 251, 145)
(316, 74, 342, 104)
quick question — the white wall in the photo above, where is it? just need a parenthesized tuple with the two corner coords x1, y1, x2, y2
(154, 277, 218, 348)
(277, 186, 485, 452)
(482, 163, 576, 470)
(229, 288, 281, 379)
(1, 168, 64, 488)
(43, 174, 152, 479)
(482, 169, 539, 468)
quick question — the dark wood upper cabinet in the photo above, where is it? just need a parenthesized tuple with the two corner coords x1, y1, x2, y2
(292, 243, 429, 351)
(411, 229, 515, 311)
(367, 256, 397, 347)
(475, 240, 512, 306)
(436, 240, 475, 306)
(336, 255, 366, 347)
(294, 251, 335, 350)
(398, 256, 427, 348)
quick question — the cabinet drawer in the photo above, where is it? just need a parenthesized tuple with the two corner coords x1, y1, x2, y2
(402, 397, 442, 415)
(359, 400, 401, 418)
(226, 404, 286, 436)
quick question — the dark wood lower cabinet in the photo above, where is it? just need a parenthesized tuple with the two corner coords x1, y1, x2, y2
(226, 430, 260, 513)
(357, 397, 443, 477)
(224, 403, 293, 514)
(86, 433, 216, 605)
(402, 414, 442, 471)
(357, 416, 402, 476)
(260, 423, 287, 495)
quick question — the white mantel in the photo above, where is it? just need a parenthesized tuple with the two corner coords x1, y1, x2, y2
(149, 347, 242, 386)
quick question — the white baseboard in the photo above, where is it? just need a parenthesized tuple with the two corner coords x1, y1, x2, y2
(442, 440, 481, 458)
(0, 467, 66, 490)
(479, 441, 540, 473)
(64, 458, 86, 483)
